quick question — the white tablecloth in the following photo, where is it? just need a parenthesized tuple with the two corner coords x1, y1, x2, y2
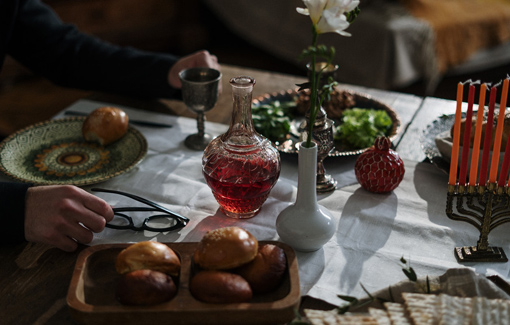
(47, 99, 510, 307)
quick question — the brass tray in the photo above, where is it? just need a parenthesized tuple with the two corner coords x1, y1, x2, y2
(67, 241, 300, 325)
(252, 89, 401, 157)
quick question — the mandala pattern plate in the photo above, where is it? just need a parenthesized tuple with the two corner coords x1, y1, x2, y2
(0, 117, 147, 186)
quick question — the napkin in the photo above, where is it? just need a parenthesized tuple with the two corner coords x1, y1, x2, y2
(354, 268, 510, 311)
(304, 268, 510, 323)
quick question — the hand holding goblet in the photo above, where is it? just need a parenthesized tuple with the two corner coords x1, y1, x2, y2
(179, 67, 221, 151)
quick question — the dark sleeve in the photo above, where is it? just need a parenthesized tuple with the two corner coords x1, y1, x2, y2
(7, 0, 180, 99)
(0, 182, 31, 244)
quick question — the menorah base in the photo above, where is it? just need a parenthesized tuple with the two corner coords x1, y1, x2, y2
(455, 246, 508, 263)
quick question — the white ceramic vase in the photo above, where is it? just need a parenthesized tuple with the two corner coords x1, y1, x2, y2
(276, 142, 336, 252)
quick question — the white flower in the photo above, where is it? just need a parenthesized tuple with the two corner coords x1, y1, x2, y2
(318, 7, 351, 35)
(296, 0, 328, 25)
(297, 0, 359, 36)
(328, 0, 360, 13)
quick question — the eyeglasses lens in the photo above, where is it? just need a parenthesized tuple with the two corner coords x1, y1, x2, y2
(145, 216, 180, 230)
(109, 215, 131, 227)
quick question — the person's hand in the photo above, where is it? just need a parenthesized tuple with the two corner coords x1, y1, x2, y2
(168, 50, 220, 89)
(24, 185, 114, 252)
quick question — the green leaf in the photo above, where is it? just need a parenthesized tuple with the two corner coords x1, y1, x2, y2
(403, 267, 418, 282)
(335, 108, 393, 149)
(346, 7, 361, 23)
(336, 305, 350, 314)
(296, 82, 311, 91)
(329, 46, 336, 58)
(359, 282, 374, 300)
(251, 99, 294, 143)
(337, 295, 359, 304)
(400, 256, 418, 282)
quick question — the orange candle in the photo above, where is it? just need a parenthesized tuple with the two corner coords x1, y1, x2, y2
(458, 85, 475, 185)
(479, 87, 497, 186)
(488, 79, 509, 183)
(469, 83, 486, 186)
(449, 82, 464, 186)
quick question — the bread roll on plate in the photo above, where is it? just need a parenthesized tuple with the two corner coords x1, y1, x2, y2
(193, 227, 258, 270)
(190, 270, 252, 303)
(235, 244, 287, 294)
(82, 106, 129, 145)
(116, 269, 177, 306)
(116, 241, 180, 277)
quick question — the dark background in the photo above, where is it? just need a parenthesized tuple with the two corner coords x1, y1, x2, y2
(0, 0, 508, 136)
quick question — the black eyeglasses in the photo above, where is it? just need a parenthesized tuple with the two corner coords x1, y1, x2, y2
(92, 188, 189, 232)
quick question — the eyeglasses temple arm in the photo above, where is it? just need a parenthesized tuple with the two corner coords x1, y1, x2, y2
(91, 188, 190, 224)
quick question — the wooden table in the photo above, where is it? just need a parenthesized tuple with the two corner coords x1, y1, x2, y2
(0, 64, 437, 324)
(88, 64, 424, 144)
(85, 65, 311, 126)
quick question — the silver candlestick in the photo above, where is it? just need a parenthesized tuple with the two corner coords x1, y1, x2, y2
(299, 106, 337, 193)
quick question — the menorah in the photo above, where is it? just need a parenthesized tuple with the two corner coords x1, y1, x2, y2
(446, 78, 510, 263)
(447, 184, 510, 262)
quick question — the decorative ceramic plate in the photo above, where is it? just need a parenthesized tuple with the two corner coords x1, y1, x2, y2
(252, 89, 401, 157)
(0, 117, 147, 186)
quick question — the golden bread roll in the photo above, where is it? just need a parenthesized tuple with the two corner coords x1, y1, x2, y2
(190, 270, 252, 303)
(116, 241, 180, 277)
(235, 244, 287, 294)
(116, 269, 177, 306)
(193, 227, 258, 270)
(82, 106, 129, 145)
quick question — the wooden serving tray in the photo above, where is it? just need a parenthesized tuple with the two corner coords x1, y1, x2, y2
(67, 241, 300, 325)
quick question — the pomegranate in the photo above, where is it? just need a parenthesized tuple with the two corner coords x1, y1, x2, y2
(354, 137, 405, 193)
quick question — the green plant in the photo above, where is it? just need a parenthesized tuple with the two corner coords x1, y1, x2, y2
(335, 108, 393, 149)
(296, 0, 360, 148)
(252, 100, 294, 143)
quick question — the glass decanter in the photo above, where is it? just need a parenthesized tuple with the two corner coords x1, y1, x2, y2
(202, 76, 281, 219)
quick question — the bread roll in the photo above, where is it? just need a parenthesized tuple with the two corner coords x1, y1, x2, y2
(82, 106, 129, 145)
(116, 269, 177, 306)
(116, 241, 180, 277)
(190, 270, 252, 303)
(235, 244, 287, 294)
(193, 227, 258, 270)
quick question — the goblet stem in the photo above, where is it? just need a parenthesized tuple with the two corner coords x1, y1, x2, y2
(196, 112, 205, 138)
(184, 111, 212, 151)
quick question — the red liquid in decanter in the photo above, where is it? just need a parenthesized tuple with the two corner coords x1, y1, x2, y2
(202, 76, 281, 219)
(203, 153, 280, 218)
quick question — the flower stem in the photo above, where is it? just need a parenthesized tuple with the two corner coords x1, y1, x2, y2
(305, 28, 319, 148)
